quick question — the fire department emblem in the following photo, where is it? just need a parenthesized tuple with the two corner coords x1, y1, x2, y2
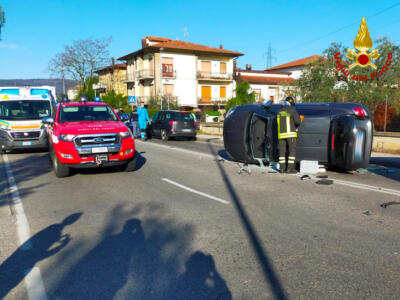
(346, 17, 380, 69)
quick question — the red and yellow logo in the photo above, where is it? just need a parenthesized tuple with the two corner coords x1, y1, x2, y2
(346, 17, 380, 69)
(334, 17, 392, 82)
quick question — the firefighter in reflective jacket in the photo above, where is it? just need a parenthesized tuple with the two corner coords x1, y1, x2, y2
(277, 96, 301, 173)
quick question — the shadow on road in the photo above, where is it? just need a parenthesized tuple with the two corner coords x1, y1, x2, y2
(208, 142, 288, 300)
(369, 156, 400, 182)
(0, 213, 82, 299)
(72, 151, 147, 176)
(49, 204, 231, 299)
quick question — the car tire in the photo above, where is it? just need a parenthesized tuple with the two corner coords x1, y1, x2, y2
(121, 155, 137, 172)
(161, 129, 169, 141)
(52, 152, 70, 178)
(191, 135, 197, 141)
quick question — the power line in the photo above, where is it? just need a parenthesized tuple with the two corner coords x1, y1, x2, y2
(279, 1, 400, 54)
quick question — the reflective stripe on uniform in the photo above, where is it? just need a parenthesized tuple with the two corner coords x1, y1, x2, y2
(279, 157, 286, 162)
(277, 111, 298, 139)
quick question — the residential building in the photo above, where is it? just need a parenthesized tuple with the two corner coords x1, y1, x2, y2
(94, 62, 127, 96)
(118, 36, 243, 109)
(236, 66, 295, 103)
(265, 55, 322, 79)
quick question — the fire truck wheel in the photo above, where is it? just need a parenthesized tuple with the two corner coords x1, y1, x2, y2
(53, 153, 70, 178)
(121, 155, 137, 172)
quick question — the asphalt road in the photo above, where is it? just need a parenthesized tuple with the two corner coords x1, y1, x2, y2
(1, 138, 400, 299)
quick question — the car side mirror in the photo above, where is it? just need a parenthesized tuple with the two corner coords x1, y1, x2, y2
(42, 117, 54, 125)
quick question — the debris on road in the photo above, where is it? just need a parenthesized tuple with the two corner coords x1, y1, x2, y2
(316, 179, 333, 185)
(238, 163, 251, 175)
(363, 210, 371, 216)
(316, 175, 329, 179)
(380, 201, 400, 208)
(300, 175, 311, 180)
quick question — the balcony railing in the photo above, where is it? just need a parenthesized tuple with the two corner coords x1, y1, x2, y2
(136, 95, 179, 105)
(136, 69, 154, 80)
(162, 70, 177, 78)
(124, 72, 135, 82)
(198, 97, 228, 105)
(197, 71, 232, 80)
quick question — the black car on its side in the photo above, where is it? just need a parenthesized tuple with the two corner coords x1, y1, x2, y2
(224, 102, 373, 170)
(151, 110, 196, 141)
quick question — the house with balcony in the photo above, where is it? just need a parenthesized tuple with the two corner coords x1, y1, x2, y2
(94, 63, 128, 96)
(118, 36, 243, 109)
(236, 65, 295, 103)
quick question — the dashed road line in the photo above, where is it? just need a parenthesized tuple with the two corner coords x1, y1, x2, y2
(162, 177, 230, 205)
(2, 154, 48, 300)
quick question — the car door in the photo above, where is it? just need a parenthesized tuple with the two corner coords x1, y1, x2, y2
(152, 112, 163, 136)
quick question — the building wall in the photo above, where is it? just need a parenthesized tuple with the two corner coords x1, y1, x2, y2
(98, 69, 127, 96)
(249, 83, 294, 103)
(123, 51, 237, 108)
(160, 52, 197, 107)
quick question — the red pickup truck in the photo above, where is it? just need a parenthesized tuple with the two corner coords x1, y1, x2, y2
(43, 101, 135, 177)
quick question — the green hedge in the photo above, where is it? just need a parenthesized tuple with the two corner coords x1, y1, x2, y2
(206, 110, 221, 116)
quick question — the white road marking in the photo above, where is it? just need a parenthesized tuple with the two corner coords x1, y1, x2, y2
(136, 140, 215, 159)
(162, 178, 230, 205)
(3, 154, 48, 300)
(24, 268, 48, 300)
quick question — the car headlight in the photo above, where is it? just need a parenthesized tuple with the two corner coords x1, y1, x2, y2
(119, 131, 131, 139)
(0, 124, 10, 130)
(59, 134, 75, 142)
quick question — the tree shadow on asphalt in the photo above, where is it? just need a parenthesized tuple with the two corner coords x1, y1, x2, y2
(208, 142, 288, 300)
(368, 156, 400, 182)
(0, 212, 82, 299)
(48, 204, 231, 299)
(0, 152, 52, 207)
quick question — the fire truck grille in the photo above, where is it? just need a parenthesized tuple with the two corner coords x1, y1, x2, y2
(74, 133, 120, 147)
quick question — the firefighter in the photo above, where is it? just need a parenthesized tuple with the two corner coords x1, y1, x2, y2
(277, 96, 301, 173)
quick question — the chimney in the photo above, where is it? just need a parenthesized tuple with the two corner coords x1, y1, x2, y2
(219, 44, 223, 49)
(249, 64, 252, 70)
(141, 38, 147, 48)
(246, 64, 250, 70)
(112, 57, 115, 65)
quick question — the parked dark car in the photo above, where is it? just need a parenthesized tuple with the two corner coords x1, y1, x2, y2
(223, 102, 372, 170)
(151, 110, 196, 141)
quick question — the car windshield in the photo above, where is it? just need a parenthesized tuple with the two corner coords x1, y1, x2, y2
(59, 105, 118, 122)
(0, 100, 51, 120)
(175, 112, 194, 121)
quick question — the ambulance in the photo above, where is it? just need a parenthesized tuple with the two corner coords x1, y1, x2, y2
(0, 86, 57, 151)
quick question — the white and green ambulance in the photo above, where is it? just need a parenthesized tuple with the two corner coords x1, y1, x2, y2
(0, 86, 57, 151)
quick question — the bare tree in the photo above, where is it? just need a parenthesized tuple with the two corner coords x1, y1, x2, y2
(48, 37, 112, 85)
(0, 6, 5, 40)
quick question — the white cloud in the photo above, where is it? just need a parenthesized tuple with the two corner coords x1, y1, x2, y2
(0, 42, 19, 49)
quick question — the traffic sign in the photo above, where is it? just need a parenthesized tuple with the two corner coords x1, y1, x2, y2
(128, 96, 136, 104)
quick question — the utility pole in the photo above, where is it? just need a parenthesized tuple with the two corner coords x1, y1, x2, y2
(264, 43, 276, 69)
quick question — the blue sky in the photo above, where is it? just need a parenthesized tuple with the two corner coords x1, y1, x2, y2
(0, 0, 399, 79)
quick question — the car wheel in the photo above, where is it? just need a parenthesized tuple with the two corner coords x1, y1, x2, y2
(161, 129, 169, 141)
(52, 152, 70, 178)
(191, 135, 197, 141)
(120, 155, 137, 172)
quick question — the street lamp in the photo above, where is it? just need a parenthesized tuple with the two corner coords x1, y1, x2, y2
(159, 47, 164, 110)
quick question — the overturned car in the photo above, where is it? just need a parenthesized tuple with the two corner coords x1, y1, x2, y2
(223, 102, 372, 170)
